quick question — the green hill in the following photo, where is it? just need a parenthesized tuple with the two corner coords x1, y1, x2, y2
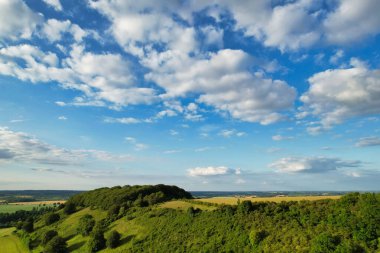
(0, 186, 379, 253)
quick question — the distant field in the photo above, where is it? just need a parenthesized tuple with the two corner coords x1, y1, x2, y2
(0, 200, 64, 213)
(196, 195, 341, 205)
(0, 227, 28, 253)
(159, 200, 217, 211)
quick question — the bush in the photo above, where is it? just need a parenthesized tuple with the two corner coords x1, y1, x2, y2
(45, 213, 60, 225)
(63, 202, 76, 214)
(107, 230, 121, 248)
(88, 230, 106, 252)
(42, 230, 58, 245)
(77, 214, 95, 236)
(22, 219, 33, 233)
(44, 236, 67, 253)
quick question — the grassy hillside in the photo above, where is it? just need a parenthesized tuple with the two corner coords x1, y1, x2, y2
(0, 227, 28, 253)
(0, 186, 378, 253)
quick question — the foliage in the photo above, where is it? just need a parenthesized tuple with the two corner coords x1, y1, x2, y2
(44, 236, 68, 253)
(88, 229, 106, 252)
(63, 202, 76, 214)
(67, 184, 192, 210)
(41, 229, 58, 245)
(107, 230, 121, 248)
(77, 214, 95, 236)
(44, 212, 60, 225)
(22, 218, 33, 233)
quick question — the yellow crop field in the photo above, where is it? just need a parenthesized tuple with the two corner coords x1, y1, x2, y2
(196, 195, 341, 205)
(159, 200, 217, 210)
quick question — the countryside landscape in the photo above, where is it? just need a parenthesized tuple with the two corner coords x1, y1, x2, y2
(1, 0, 380, 252)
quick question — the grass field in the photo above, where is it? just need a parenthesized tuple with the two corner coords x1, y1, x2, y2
(196, 195, 341, 205)
(0, 227, 28, 253)
(0, 200, 64, 214)
(158, 200, 217, 211)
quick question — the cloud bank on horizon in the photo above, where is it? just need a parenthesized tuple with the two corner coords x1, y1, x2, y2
(0, 0, 379, 190)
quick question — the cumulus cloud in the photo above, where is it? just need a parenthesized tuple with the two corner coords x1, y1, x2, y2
(40, 19, 86, 42)
(0, 0, 42, 41)
(104, 117, 142, 124)
(147, 49, 296, 124)
(355, 136, 380, 147)
(270, 157, 362, 173)
(42, 0, 63, 11)
(323, 0, 380, 44)
(0, 44, 157, 108)
(187, 166, 241, 177)
(299, 58, 380, 131)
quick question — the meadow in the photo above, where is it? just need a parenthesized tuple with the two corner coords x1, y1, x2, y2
(0, 201, 63, 214)
(0, 227, 28, 253)
(196, 195, 341, 205)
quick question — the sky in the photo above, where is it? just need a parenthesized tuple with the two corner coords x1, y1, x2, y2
(0, 0, 380, 191)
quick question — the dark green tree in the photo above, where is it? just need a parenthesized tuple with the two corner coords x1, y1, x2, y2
(63, 202, 76, 214)
(88, 229, 106, 252)
(22, 218, 34, 233)
(106, 230, 121, 248)
(44, 236, 67, 253)
(310, 233, 338, 253)
(45, 213, 60, 225)
(77, 214, 95, 236)
(42, 230, 58, 245)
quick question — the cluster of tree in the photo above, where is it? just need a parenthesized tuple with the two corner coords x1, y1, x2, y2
(66, 184, 192, 210)
(0, 206, 56, 228)
(126, 193, 379, 252)
(0, 190, 81, 203)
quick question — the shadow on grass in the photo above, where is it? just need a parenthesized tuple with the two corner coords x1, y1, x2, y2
(68, 241, 86, 251)
(120, 235, 135, 245)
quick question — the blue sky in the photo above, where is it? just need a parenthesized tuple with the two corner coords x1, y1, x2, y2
(0, 0, 380, 190)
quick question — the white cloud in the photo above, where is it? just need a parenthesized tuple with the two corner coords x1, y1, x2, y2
(42, 0, 63, 11)
(272, 135, 294, 141)
(0, 127, 130, 165)
(329, 49, 344, 65)
(300, 58, 380, 130)
(218, 129, 246, 138)
(169, 130, 179, 136)
(147, 49, 296, 124)
(58, 116, 67, 120)
(355, 136, 380, 147)
(41, 19, 86, 42)
(125, 137, 148, 151)
(323, 0, 380, 44)
(0, 44, 158, 109)
(104, 117, 141, 124)
(187, 166, 241, 177)
(270, 157, 361, 173)
(0, 0, 42, 41)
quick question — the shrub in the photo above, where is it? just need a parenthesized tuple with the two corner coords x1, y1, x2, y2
(77, 214, 95, 236)
(88, 230, 106, 252)
(63, 202, 76, 214)
(44, 236, 67, 253)
(42, 230, 58, 245)
(45, 213, 60, 225)
(107, 230, 121, 248)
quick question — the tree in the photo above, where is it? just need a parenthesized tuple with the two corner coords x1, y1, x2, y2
(42, 230, 58, 245)
(107, 230, 121, 249)
(45, 213, 60, 225)
(88, 230, 106, 252)
(237, 200, 253, 214)
(63, 202, 76, 214)
(77, 214, 95, 236)
(22, 218, 34, 233)
(310, 233, 338, 253)
(44, 236, 68, 253)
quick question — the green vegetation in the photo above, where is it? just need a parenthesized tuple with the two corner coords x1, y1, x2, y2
(0, 227, 29, 253)
(0, 186, 378, 253)
(0, 190, 80, 203)
(0, 204, 47, 214)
